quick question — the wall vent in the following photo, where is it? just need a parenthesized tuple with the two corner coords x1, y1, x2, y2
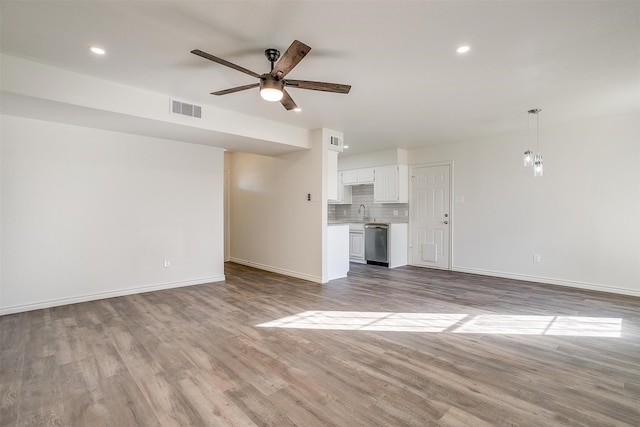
(171, 99, 202, 118)
(328, 135, 344, 152)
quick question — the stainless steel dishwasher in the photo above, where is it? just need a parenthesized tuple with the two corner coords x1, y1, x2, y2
(365, 223, 389, 265)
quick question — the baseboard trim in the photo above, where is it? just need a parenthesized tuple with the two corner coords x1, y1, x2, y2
(0, 275, 226, 315)
(452, 266, 640, 297)
(228, 258, 322, 284)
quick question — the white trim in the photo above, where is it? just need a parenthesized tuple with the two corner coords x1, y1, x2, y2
(228, 258, 322, 284)
(453, 266, 640, 297)
(0, 276, 225, 315)
(408, 161, 454, 270)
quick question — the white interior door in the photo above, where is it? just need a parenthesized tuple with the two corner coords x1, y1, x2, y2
(410, 164, 451, 269)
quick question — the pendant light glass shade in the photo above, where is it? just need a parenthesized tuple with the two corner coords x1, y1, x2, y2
(523, 149, 534, 166)
(533, 154, 543, 177)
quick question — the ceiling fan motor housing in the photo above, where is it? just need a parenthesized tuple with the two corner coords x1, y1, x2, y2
(260, 74, 284, 101)
(261, 74, 284, 88)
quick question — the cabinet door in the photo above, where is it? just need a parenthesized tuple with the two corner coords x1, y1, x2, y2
(334, 172, 344, 202)
(342, 183, 353, 204)
(329, 173, 354, 205)
(374, 165, 408, 203)
(374, 165, 396, 202)
(357, 168, 375, 183)
(329, 172, 344, 205)
(342, 170, 358, 184)
(349, 232, 365, 260)
(327, 150, 338, 201)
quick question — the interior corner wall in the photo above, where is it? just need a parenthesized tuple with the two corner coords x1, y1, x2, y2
(408, 113, 640, 296)
(0, 115, 225, 314)
(228, 143, 323, 283)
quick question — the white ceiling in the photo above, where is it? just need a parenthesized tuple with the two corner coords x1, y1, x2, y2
(1, 1, 638, 155)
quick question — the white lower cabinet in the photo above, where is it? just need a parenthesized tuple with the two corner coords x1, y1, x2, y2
(346, 223, 407, 267)
(349, 224, 365, 263)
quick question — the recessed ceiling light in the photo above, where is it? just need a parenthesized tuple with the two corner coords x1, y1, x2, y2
(293, 107, 302, 112)
(89, 46, 106, 55)
(456, 45, 470, 54)
(343, 145, 349, 149)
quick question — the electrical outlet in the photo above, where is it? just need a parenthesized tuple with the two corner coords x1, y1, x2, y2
(533, 254, 541, 263)
(405, 210, 408, 216)
(393, 210, 398, 216)
(164, 259, 171, 268)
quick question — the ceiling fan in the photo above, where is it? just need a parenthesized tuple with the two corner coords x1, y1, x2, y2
(191, 40, 351, 111)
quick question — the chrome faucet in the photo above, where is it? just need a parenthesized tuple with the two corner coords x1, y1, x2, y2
(358, 204, 366, 220)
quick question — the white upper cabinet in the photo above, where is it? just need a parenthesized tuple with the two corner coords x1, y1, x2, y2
(329, 172, 353, 204)
(357, 168, 375, 183)
(343, 168, 375, 185)
(374, 165, 408, 203)
(327, 150, 339, 201)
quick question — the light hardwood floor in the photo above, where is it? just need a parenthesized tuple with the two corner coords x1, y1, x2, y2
(1, 262, 639, 426)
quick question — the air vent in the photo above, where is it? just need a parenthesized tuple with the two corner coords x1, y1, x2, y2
(328, 135, 343, 152)
(171, 99, 202, 118)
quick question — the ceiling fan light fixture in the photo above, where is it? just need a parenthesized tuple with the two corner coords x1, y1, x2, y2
(260, 76, 284, 102)
(260, 88, 283, 102)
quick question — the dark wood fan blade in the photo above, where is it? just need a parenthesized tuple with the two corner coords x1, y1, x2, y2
(285, 79, 351, 94)
(271, 40, 311, 79)
(211, 83, 260, 96)
(191, 49, 261, 79)
(280, 89, 298, 111)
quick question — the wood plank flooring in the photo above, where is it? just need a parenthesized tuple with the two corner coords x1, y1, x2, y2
(1, 262, 639, 426)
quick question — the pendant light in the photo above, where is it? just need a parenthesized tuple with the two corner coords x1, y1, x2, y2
(523, 108, 543, 177)
(533, 154, 543, 177)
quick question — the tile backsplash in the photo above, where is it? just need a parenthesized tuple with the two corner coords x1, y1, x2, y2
(328, 184, 409, 223)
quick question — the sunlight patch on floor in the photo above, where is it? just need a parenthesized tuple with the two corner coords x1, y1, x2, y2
(453, 315, 622, 336)
(256, 311, 622, 337)
(257, 311, 467, 332)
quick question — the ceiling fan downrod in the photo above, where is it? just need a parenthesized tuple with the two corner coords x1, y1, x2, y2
(264, 48, 280, 72)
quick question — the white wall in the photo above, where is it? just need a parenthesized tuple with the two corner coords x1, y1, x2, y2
(227, 136, 325, 283)
(408, 113, 640, 296)
(1, 115, 225, 314)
